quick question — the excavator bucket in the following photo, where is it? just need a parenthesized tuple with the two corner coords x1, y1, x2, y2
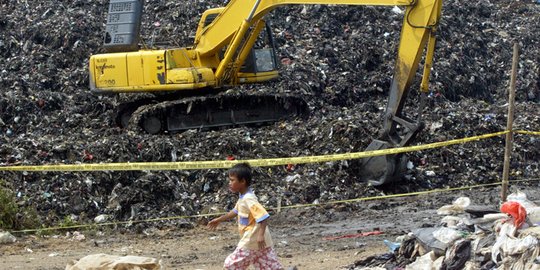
(358, 140, 408, 186)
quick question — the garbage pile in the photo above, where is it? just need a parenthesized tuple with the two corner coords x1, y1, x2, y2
(0, 0, 539, 226)
(348, 191, 540, 269)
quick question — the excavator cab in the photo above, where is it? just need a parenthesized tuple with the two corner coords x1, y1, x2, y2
(239, 46, 278, 76)
(197, 8, 280, 85)
(237, 31, 279, 83)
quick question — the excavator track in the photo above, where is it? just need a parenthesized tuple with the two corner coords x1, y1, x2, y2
(126, 94, 309, 134)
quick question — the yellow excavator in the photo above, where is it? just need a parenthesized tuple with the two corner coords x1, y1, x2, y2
(89, 0, 443, 185)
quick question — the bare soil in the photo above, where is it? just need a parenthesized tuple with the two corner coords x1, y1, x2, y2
(1, 186, 538, 270)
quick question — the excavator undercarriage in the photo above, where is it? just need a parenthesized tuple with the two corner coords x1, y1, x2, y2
(117, 93, 308, 134)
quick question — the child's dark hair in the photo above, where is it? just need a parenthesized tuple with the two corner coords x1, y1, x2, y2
(229, 163, 253, 186)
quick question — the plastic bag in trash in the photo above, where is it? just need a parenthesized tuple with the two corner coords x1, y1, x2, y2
(383, 239, 401, 252)
(502, 235, 539, 256)
(433, 227, 464, 244)
(405, 251, 442, 270)
(491, 231, 539, 269)
(507, 190, 538, 211)
(0, 231, 16, 244)
(491, 222, 516, 263)
(413, 228, 450, 255)
(507, 190, 540, 225)
(501, 201, 527, 228)
(442, 239, 471, 270)
(437, 197, 471, 215)
(66, 254, 162, 270)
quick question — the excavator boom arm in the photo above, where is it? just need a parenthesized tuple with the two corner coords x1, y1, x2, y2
(195, 0, 416, 56)
(195, 0, 443, 185)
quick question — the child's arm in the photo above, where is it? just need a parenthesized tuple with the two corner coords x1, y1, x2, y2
(257, 218, 268, 249)
(207, 210, 238, 230)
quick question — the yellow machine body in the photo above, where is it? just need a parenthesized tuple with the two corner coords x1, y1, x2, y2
(91, 49, 212, 93)
(89, 48, 279, 93)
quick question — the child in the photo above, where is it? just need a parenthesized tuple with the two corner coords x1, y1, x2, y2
(207, 163, 283, 270)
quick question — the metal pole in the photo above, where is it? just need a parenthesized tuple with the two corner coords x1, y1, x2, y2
(501, 43, 519, 201)
(247, 0, 263, 22)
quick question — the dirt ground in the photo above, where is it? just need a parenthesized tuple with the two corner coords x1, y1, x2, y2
(1, 185, 538, 270)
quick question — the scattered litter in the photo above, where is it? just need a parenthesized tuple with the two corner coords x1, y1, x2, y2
(69, 231, 86, 242)
(432, 227, 464, 244)
(383, 239, 401, 252)
(391, 6, 404, 15)
(94, 214, 109, 223)
(324, 230, 383, 241)
(66, 254, 162, 270)
(347, 191, 540, 269)
(406, 161, 414, 170)
(405, 251, 440, 270)
(0, 231, 16, 244)
(437, 197, 471, 215)
(413, 227, 450, 254)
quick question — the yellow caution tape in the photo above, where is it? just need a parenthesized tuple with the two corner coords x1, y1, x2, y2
(12, 178, 540, 234)
(6, 130, 540, 233)
(277, 182, 503, 209)
(11, 212, 228, 234)
(516, 130, 540, 136)
(0, 130, 509, 172)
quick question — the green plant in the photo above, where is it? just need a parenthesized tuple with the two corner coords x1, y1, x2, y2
(58, 215, 79, 228)
(0, 180, 40, 230)
(0, 182, 18, 229)
(36, 225, 55, 236)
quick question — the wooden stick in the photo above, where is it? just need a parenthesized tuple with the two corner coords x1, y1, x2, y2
(277, 196, 282, 213)
(501, 43, 519, 202)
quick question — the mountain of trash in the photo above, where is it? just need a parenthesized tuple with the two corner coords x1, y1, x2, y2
(0, 0, 539, 226)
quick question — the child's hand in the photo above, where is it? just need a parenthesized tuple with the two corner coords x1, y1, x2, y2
(207, 218, 221, 230)
(257, 234, 266, 249)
